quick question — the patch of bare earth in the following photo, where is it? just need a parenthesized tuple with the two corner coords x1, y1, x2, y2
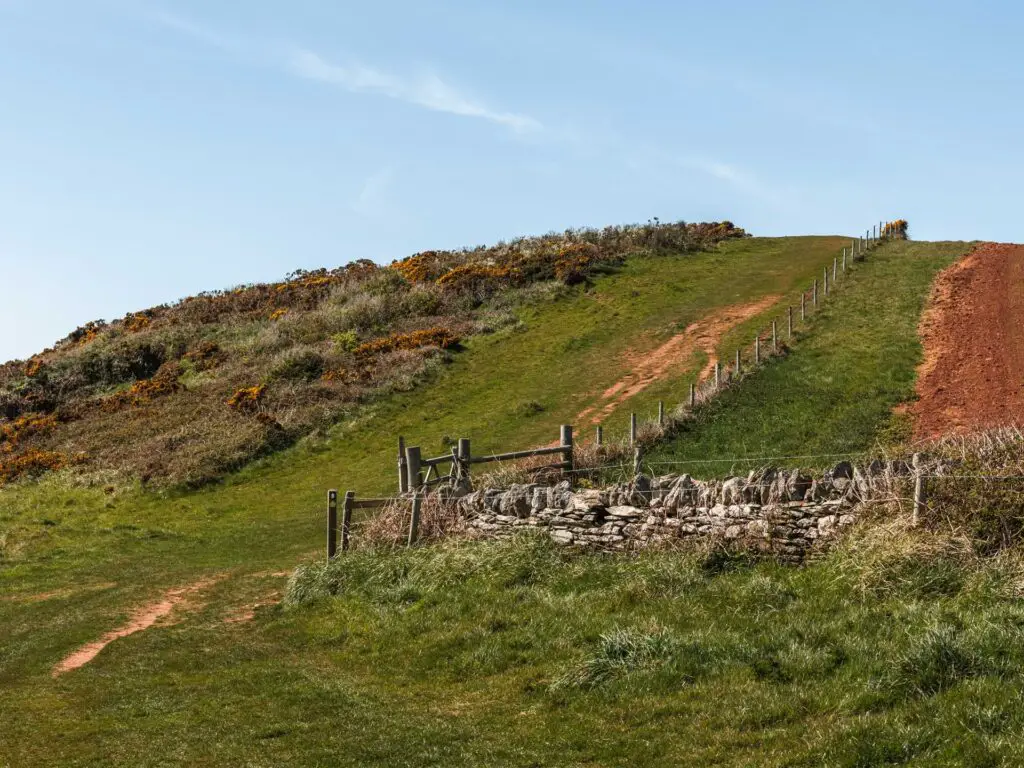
(576, 295, 781, 426)
(912, 243, 1024, 440)
(51, 575, 226, 677)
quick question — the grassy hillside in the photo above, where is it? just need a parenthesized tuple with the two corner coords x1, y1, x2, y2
(646, 240, 972, 473)
(0, 221, 745, 488)
(0, 233, 973, 766)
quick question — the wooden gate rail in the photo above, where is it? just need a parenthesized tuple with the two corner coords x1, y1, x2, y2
(399, 426, 573, 493)
(328, 490, 426, 558)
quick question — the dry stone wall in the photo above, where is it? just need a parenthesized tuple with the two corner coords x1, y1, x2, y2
(455, 462, 908, 562)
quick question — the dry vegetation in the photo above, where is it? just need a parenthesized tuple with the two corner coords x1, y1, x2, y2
(0, 220, 747, 488)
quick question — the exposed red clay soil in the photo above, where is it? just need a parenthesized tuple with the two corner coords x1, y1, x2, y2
(51, 575, 226, 677)
(576, 295, 781, 426)
(912, 242, 1024, 440)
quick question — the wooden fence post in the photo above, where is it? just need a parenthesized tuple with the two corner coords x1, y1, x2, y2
(823, 267, 829, 296)
(833, 257, 838, 282)
(341, 490, 354, 552)
(633, 446, 642, 477)
(912, 453, 926, 526)
(405, 446, 422, 492)
(560, 425, 574, 477)
(657, 401, 665, 426)
(801, 291, 806, 321)
(408, 492, 422, 546)
(327, 490, 338, 559)
(596, 424, 603, 446)
(842, 248, 847, 273)
(629, 413, 637, 445)
(754, 335, 760, 365)
(457, 438, 471, 486)
(689, 382, 696, 408)
(734, 349, 741, 377)
(813, 279, 818, 307)
(397, 436, 408, 493)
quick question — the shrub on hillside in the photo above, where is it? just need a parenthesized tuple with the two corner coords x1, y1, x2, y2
(269, 349, 326, 383)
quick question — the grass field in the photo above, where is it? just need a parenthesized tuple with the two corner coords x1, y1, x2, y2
(0, 235, 975, 766)
(647, 240, 972, 474)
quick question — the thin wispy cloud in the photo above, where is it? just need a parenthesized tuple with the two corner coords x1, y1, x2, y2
(662, 153, 796, 210)
(148, 9, 540, 134)
(151, 10, 243, 54)
(289, 49, 541, 133)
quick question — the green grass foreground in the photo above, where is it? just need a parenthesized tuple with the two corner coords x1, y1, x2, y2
(0, 236, 979, 766)
(8, 532, 1024, 766)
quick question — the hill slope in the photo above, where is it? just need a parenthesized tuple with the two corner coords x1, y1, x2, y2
(0, 230, 980, 767)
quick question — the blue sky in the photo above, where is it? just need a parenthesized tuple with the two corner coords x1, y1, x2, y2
(1, 0, 1020, 362)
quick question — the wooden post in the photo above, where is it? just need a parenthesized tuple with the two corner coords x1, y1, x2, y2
(397, 436, 408, 493)
(833, 257, 838, 282)
(657, 401, 665, 426)
(560, 424, 574, 476)
(596, 424, 603, 446)
(800, 291, 806, 321)
(823, 266, 829, 296)
(912, 453, 926, 526)
(633, 446, 642, 477)
(327, 490, 338, 559)
(629, 413, 637, 445)
(457, 438, 471, 485)
(405, 446, 422, 492)
(734, 349, 741, 376)
(689, 382, 696, 408)
(407, 492, 422, 546)
(813, 279, 818, 307)
(842, 248, 847, 273)
(754, 335, 760, 365)
(341, 490, 354, 552)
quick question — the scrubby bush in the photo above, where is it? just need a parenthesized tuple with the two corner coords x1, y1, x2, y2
(269, 349, 326, 383)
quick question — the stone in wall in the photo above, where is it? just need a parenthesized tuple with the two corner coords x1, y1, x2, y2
(452, 462, 906, 562)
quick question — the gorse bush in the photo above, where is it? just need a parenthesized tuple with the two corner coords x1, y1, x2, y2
(0, 218, 745, 486)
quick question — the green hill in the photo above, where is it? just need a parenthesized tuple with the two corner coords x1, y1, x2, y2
(0, 226, 988, 766)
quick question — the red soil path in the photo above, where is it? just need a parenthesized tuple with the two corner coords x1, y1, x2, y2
(912, 242, 1024, 439)
(575, 295, 781, 427)
(51, 575, 225, 677)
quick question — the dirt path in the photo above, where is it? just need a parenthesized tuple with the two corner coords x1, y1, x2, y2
(912, 242, 1024, 439)
(51, 575, 226, 677)
(575, 295, 781, 426)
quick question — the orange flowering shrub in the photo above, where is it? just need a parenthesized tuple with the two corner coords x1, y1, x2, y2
(435, 263, 514, 291)
(100, 362, 181, 412)
(123, 312, 152, 333)
(24, 358, 44, 377)
(55, 321, 107, 349)
(269, 308, 289, 321)
(392, 251, 447, 283)
(353, 328, 460, 359)
(226, 384, 266, 412)
(0, 413, 59, 452)
(0, 450, 80, 485)
(553, 242, 601, 285)
(182, 341, 226, 371)
(883, 219, 909, 239)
